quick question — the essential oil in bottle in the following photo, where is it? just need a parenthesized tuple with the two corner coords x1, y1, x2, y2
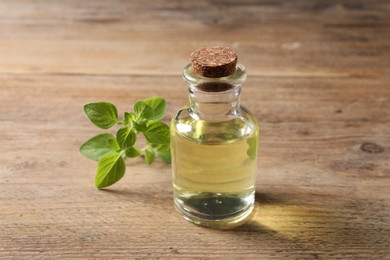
(171, 46, 259, 228)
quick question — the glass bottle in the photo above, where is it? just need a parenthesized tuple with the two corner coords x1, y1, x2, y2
(171, 46, 259, 228)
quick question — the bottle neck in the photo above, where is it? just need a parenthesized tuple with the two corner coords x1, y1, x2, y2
(189, 86, 241, 120)
(182, 63, 247, 121)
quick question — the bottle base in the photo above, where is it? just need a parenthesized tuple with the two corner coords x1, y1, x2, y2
(173, 192, 255, 229)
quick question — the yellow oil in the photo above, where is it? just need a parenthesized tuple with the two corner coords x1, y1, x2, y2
(171, 107, 258, 228)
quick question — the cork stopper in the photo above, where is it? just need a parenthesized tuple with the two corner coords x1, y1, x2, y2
(190, 46, 238, 78)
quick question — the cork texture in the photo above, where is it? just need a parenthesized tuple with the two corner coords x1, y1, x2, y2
(190, 46, 238, 78)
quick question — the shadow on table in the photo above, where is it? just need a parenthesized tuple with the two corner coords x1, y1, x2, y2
(229, 192, 387, 254)
(100, 188, 387, 254)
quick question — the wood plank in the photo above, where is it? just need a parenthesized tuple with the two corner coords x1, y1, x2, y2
(0, 0, 389, 42)
(0, 184, 388, 259)
(0, 0, 388, 76)
(0, 39, 388, 77)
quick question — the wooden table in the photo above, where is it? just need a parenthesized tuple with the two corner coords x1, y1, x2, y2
(1, 1, 389, 259)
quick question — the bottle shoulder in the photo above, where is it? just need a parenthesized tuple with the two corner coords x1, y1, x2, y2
(171, 106, 258, 145)
(173, 105, 257, 123)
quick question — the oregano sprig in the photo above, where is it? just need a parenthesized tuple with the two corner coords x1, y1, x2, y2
(80, 97, 171, 189)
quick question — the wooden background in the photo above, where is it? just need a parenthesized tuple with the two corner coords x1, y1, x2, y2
(0, 0, 389, 259)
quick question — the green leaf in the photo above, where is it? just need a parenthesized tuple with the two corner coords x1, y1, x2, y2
(79, 133, 116, 161)
(84, 102, 118, 129)
(148, 142, 158, 148)
(143, 121, 170, 144)
(156, 144, 171, 164)
(124, 112, 135, 125)
(134, 101, 153, 119)
(156, 144, 170, 151)
(95, 152, 126, 189)
(133, 121, 147, 132)
(156, 150, 171, 164)
(143, 97, 166, 120)
(144, 149, 155, 165)
(125, 147, 141, 158)
(116, 127, 136, 149)
(108, 138, 120, 151)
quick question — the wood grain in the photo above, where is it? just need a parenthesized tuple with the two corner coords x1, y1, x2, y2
(0, 0, 389, 259)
